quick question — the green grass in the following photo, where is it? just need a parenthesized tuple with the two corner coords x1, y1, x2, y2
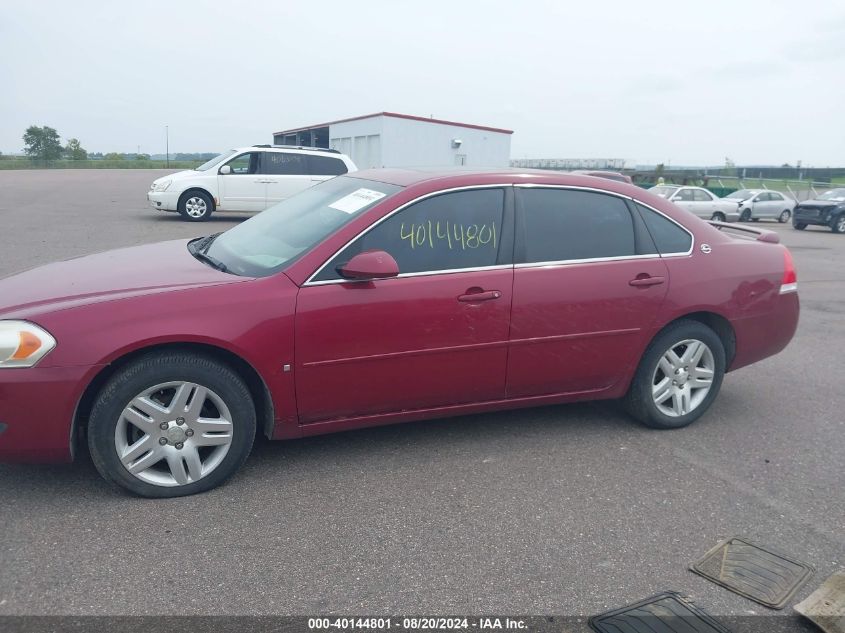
(0, 159, 201, 170)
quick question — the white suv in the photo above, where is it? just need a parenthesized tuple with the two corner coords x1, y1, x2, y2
(148, 145, 357, 222)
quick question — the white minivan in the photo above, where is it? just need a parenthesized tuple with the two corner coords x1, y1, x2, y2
(148, 145, 357, 222)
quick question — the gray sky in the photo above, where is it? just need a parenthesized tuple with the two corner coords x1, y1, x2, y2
(2, 0, 843, 166)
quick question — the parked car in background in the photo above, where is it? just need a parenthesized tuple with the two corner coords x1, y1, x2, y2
(147, 145, 357, 222)
(723, 189, 796, 223)
(0, 169, 800, 497)
(570, 170, 633, 184)
(649, 185, 740, 222)
(793, 188, 845, 233)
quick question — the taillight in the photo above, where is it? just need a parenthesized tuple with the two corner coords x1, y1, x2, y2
(780, 247, 797, 294)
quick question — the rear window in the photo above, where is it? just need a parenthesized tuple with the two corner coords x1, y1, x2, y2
(636, 204, 692, 255)
(309, 155, 348, 176)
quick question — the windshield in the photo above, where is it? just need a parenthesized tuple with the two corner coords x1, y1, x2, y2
(204, 176, 402, 277)
(650, 186, 679, 198)
(818, 188, 845, 201)
(194, 150, 237, 171)
(726, 189, 755, 199)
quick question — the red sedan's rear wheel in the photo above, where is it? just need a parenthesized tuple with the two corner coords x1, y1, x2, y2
(624, 320, 726, 429)
(87, 352, 256, 497)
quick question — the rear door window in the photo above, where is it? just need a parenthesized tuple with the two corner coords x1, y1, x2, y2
(517, 189, 636, 263)
(674, 189, 695, 202)
(261, 152, 308, 175)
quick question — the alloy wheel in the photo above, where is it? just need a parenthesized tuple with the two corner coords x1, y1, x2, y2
(114, 381, 233, 487)
(651, 339, 715, 417)
(185, 196, 207, 218)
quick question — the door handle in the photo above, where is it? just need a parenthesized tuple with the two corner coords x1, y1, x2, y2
(458, 289, 502, 302)
(629, 275, 665, 287)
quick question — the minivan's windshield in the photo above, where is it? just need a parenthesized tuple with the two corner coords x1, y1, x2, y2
(195, 150, 237, 171)
(202, 176, 402, 277)
(818, 188, 845, 201)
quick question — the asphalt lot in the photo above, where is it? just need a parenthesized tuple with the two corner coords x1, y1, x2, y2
(0, 170, 842, 625)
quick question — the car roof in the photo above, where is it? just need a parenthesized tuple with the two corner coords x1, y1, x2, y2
(232, 145, 346, 158)
(571, 169, 625, 176)
(347, 167, 637, 190)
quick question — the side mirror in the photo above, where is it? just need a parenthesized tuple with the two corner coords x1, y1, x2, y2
(336, 250, 399, 281)
(219, 165, 232, 175)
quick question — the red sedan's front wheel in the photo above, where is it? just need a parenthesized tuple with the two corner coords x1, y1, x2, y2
(624, 320, 726, 429)
(87, 352, 256, 497)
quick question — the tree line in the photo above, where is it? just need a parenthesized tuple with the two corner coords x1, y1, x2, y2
(13, 125, 217, 164)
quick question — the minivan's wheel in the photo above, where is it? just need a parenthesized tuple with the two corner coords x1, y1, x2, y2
(833, 216, 845, 234)
(794, 222, 807, 230)
(88, 352, 256, 497)
(178, 191, 213, 222)
(624, 320, 725, 429)
(739, 209, 752, 222)
(778, 210, 791, 223)
(711, 212, 726, 222)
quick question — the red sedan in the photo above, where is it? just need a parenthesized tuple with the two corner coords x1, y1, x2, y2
(0, 169, 799, 497)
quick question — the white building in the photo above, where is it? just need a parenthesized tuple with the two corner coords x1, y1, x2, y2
(273, 112, 512, 169)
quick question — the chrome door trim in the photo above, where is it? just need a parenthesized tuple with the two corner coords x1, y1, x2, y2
(513, 254, 659, 270)
(305, 264, 514, 287)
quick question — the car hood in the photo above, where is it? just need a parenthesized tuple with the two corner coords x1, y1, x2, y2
(0, 239, 245, 319)
(152, 170, 197, 185)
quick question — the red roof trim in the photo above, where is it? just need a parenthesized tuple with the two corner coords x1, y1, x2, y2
(273, 112, 513, 136)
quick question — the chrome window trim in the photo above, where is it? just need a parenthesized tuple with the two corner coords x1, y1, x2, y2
(302, 182, 696, 286)
(305, 264, 514, 287)
(513, 183, 695, 260)
(303, 184, 513, 287)
(514, 254, 658, 269)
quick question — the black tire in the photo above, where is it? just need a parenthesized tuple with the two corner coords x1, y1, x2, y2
(623, 320, 726, 430)
(794, 222, 807, 230)
(778, 210, 791, 223)
(739, 209, 751, 222)
(711, 212, 726, 222)
(178, 190, 213, 222)
(832, 215, 845, 234)
(88, 352, 256, 498)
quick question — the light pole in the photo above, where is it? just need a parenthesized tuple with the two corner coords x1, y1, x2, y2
(166, 125, 169, 168)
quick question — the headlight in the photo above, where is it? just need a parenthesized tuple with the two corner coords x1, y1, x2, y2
(152, 179, 172, 192)
(0, 321, 57, 368)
